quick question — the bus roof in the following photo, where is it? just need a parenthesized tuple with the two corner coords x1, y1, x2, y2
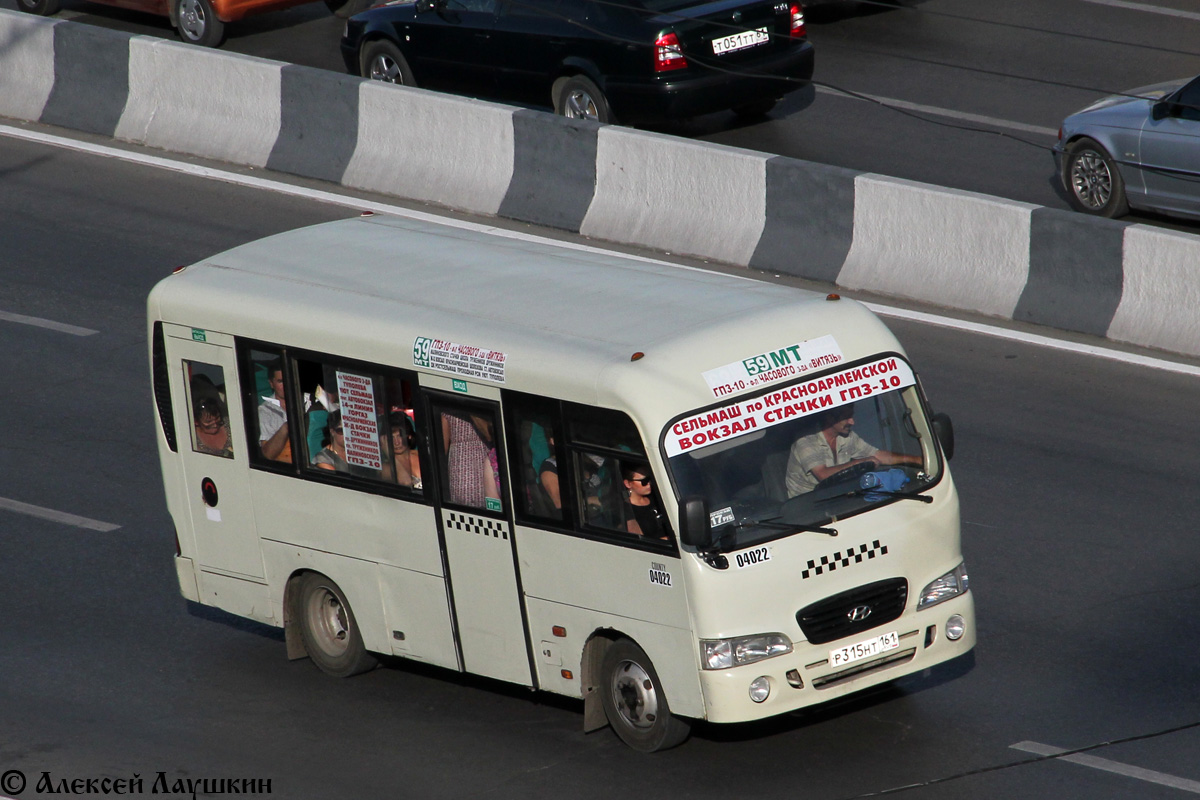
(149, 214, 904, 439)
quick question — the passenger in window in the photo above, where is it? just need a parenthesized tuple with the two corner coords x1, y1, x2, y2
(784, 405, 920, 496)
(258, 360, 292, 463)
(388, 411, 422, 490)
(313, 411, 350, 472)
(442, 412, 500, 508)
(538, 431, 561, 510)
(622, 463, 669, 540)
(194, 396, 233, 457)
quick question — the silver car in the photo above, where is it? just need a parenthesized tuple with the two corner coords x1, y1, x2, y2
(1054, 75, 1200, 220)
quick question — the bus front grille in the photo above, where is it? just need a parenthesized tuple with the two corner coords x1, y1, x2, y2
(796, 577, 908, 645)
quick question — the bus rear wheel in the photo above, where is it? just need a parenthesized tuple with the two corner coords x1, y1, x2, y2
(600, 639, 691, 752)
(294, 572, 377, 678)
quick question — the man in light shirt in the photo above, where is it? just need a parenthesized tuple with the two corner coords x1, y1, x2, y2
(785, 405, 919, 497)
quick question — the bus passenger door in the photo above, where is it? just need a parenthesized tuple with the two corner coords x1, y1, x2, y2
(428, 392, 532, 686)
(162, 324, 264, 579)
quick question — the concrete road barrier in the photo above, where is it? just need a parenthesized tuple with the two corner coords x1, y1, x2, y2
(4, 8, 1200, 359)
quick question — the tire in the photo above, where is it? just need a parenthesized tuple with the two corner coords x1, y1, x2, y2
(15, 0, 60, 16)
(360, 40, 416, 87)
(1062, 137, 1129, 218)
(600, 639, 691, 752)
(294, 572, 377, 678)
(732, 99, 777, 119)
(554, 75, 614, 124)
(175, 0, 225, 47)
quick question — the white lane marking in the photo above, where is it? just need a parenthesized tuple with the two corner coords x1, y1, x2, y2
(0, 124, 722, 275)
(864, 303, 1200, 379)
(1078, 0, 1200, 22)
(1012, 741, 1200, 793)
(0, 497, 121, 532)
(0, 309, 99, 336)
(5, 124, 1199, 381)
(816, 86, 1059, 137)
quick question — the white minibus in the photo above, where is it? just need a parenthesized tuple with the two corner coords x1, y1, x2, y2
(148, 213, 974, 751)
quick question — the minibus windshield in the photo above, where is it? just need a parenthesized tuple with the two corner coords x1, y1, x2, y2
(665, 356, 941, 552)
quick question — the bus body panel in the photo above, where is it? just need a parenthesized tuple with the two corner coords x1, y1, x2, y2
(378, 563, 459, 669)
(515, 524, 701, 715)
(161, 324, 265, 579)
(522, 597, 704, 720)
(261, 541, 394, 657)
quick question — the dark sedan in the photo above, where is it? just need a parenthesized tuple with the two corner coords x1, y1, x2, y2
(1054, 75, 1200, 221)
(340, 0, 815, 124)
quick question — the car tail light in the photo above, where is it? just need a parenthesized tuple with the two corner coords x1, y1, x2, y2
(789, 3, 805, 37)
(655, 31, 687, 72)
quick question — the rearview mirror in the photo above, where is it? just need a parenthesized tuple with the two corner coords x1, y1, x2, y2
(931, 412, 955, 461)
(678, 495, 711, 549)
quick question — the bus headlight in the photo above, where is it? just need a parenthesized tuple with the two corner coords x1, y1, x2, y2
(701, 634, 792, 670)
(918, 563, 970, 610)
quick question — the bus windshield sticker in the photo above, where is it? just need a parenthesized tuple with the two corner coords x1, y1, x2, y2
(710, 506, 735, 527)
(336, 371, 384, 470)
(702, 335, 843, 398)
(649, 562, 673, 588)
(667, 356, 915, 458)
(413, 336, 507, 384)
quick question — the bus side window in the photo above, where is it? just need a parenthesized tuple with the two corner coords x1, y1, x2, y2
(506, 400, 565, 523)
(185, 360, 233, 459)
(247, 348, 293, 465)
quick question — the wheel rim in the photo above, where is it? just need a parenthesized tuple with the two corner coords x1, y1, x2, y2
(304, 585, 350, 658)
(610, 659, 659, 731)
(564, 88, 599, 121)
(1070, 150, 1113, 210)
(368, 54, 405, 84)
(177, 0, 207, 41)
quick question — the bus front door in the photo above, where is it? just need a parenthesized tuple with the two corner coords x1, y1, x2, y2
(162, 325, 264, 579)
(430, 394, 532, 687)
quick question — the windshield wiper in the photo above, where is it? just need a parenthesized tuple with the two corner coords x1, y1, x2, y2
(818, 487, 933, 504)
(756, 516, 838, 537)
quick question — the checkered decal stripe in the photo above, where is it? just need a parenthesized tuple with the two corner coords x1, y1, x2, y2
(445, 511, 508, 540)
(801, 540, 888, 579)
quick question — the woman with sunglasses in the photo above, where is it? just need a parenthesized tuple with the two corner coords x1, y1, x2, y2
(622, 462, 668, 540)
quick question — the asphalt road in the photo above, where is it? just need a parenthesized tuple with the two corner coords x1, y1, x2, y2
(3, 0, 1199, 229)
(2, 126, 1199, 799)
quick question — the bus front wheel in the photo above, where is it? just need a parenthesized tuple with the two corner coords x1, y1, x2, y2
(294, 572, 377, 678)
(600, 639, 691, 752)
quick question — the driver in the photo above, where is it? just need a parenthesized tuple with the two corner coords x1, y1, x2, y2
(784, 405, 921, 497)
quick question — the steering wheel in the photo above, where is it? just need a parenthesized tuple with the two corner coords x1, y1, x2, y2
(813, 460, 876, 492)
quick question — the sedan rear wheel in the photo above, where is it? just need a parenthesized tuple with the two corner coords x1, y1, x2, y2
(361, 40, 416, 87)
(1063, 137, 1129, 218)
(15, 0, 60, 16)
(554, 76, 613, 124)
(175, 0, 225, 47)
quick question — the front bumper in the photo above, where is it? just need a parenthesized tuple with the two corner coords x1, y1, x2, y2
(697, 591, 975, 724)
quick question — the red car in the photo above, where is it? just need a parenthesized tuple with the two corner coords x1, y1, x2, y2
(15, 0, 364, 46)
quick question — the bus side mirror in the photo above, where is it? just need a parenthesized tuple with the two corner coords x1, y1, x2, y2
(931, 412, 955, 460)
(678, 495, 711, 549)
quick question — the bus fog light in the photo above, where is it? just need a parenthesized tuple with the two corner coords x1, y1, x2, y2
(749, 676, 771, 703)
(946, 615, 965, 640)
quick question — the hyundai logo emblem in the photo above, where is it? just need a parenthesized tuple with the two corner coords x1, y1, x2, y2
(847, 605, 873, 622)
